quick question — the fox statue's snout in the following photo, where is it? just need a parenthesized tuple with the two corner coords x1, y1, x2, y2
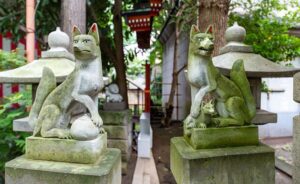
(199, 37, 214, 51)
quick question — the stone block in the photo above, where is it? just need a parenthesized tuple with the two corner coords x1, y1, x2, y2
(5, 149, 121, 184)
(122, 146, 132, 162)
(293, 115, 300, 183)
(108, 134, 132, 154)
(13, 117, 33, 132)
(103, 123, 132, 139)
(171, 137, 275, 184)
(26, 134, 107, 164)
(103, 102, 127, 111)
(185, 126, 259, 149)
(294, 73, 300, 103)
(99, 110, 131, 125)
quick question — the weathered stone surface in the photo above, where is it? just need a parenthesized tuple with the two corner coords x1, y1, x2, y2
(13, 117, 33, 132)
(5, 148, 121, 184)
(185, 126, 259, 149)
(108, 133, 132, 154)
(294, 73, 300, 103)
(99, 110, 131, 125)
(171, 137, 275, 184)
(122, 147, 132, 162)
(103, 123, 132, 139)
(26, 134, 107, 164)
(103, 102, 127, 111)
(293, 115, 300, 183)
(252, 109, 277, 125)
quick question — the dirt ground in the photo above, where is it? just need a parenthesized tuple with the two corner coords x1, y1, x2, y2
(152, 122, 182, 184)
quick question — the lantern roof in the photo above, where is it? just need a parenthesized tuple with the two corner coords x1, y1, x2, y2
(213, 22, 300, 78)
(122, 0, 162, 49)
(0, 27, 75, 84)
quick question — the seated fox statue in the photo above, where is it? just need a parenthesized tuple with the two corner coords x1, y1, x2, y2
(184, 25, 256, 135)
(28, 23, 105, 139)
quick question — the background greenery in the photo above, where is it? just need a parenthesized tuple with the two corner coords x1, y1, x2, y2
(229, 0, 300, 62)
(0, 51, 30, 183)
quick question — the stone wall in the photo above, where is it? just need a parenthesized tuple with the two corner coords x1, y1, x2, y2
(99, 110, 132, 174)
(293, 73, 300, 183)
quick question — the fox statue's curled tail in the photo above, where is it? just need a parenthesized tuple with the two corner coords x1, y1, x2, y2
(230, 59, 256, 121)
(28, 67, 57, 131)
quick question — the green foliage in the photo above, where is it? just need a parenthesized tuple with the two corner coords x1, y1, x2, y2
(0, 90, 31, 180)
(0, 0, 60, 47)
(229, 0, 300, 62)
(151, 75, 162, 105)
(261, 81, 270, 93)
(126, 57, 145, 78)
(0, 50, 26, 71)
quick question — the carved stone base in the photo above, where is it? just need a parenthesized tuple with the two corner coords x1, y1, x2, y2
(26, 134, 107, 164)
(185, 126, 259, 149)
(100, 110, 132, 174)
(5, 148, 121, 184)
(171, 137, 275, 184)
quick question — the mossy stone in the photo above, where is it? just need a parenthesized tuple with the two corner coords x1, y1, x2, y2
(5, 148, 121, 184)
(170, 137, 275, 184)
(99, 110, 131, 125)
(185, 125, 259, 149)
(26, 134, 107, 164)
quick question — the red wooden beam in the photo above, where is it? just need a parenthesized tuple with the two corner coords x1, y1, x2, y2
(144, 61, 151, 112)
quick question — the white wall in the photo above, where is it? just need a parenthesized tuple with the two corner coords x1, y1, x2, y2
(259, 77, 300, 138)
(162, 32, 190, 120)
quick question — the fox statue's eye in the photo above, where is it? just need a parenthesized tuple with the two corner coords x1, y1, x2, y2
(83, 39, 90, 43)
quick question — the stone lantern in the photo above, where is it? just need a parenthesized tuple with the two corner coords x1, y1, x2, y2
(0, 27, 75, 131)
(213, 22, 300, 125)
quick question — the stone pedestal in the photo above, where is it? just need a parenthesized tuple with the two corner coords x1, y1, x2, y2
(5, 148, 121, 184)
(293, 115, 300, 183)
(100, 110, 132, 174)
(26, 134, 107, 164)
(170, 137, 275, 184)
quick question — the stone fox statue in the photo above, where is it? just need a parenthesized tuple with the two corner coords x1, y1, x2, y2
(29, 23, 105, 138)
(184, 25, 256, 129)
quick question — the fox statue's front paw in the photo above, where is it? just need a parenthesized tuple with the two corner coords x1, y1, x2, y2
(91, 114, 103, 128)
(58, 130, 72, 139)
(184, 115, 197, 129)
(99, 127, 106, 134)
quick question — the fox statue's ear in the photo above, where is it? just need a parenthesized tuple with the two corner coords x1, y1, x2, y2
(72, 26, 81, 38)
(190, 25, 199, 37)
(205, 25, 213, 34)
(88, 23, 100, 45)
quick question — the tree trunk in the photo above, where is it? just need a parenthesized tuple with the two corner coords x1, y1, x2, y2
(60, 0, 86, 51)
(113, 0, 129, 108)
(198, 0, 230, 56)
